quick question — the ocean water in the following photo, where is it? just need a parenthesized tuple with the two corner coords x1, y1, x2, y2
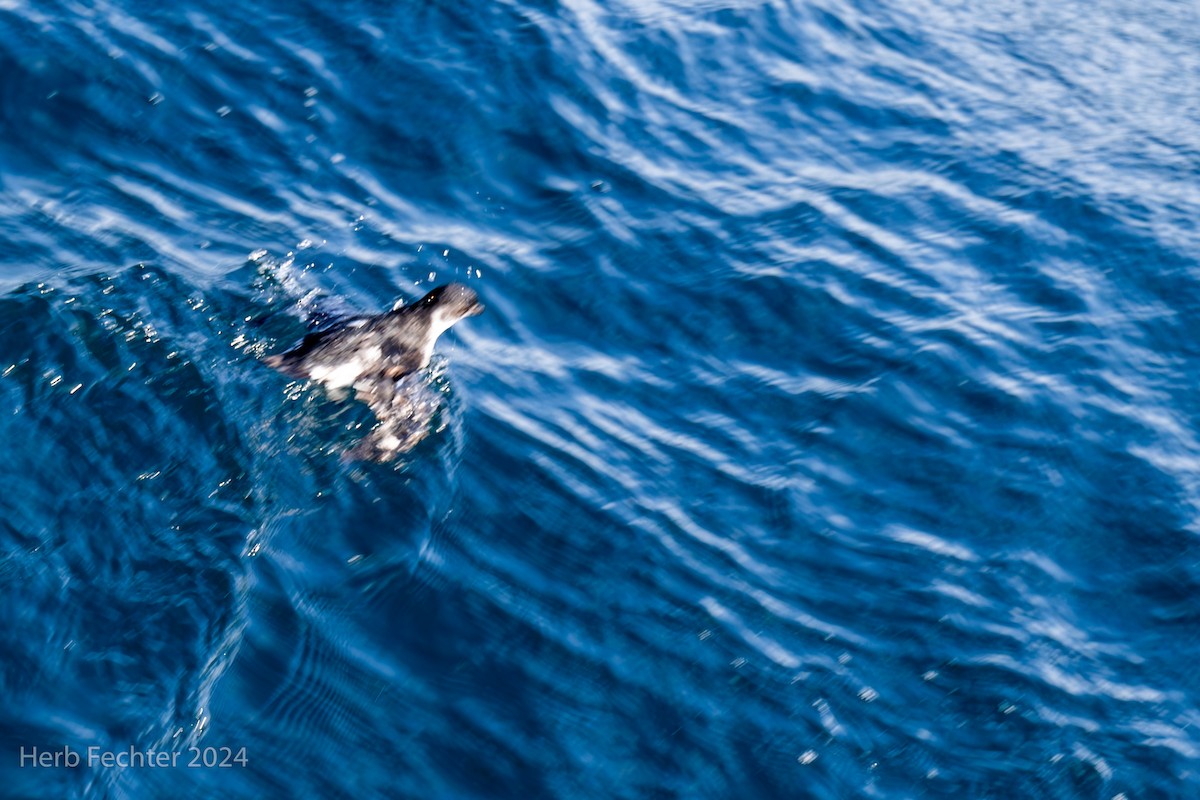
(1, 0, 1198, 797)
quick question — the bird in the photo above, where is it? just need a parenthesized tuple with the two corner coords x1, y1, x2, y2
(265, 282, 483, 459)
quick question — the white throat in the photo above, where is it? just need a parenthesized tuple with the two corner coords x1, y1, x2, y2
(429, 307, 459, 339)
(421, 308, 459, 366)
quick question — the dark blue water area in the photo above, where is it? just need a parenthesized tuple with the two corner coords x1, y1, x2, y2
(0, 0, 1198, 796)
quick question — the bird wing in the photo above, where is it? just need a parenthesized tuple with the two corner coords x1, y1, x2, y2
(351, 369, 408, 420)
(346, 370, 436, 461)
(264, 317, 372, 377)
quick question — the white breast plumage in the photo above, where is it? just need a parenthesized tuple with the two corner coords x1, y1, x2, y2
(308, 346, 382, 389)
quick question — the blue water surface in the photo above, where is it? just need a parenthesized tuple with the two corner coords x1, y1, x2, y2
(1, 0, 1198, 797)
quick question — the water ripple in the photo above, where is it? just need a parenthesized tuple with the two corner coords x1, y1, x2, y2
(1, 0, 1199, 796)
